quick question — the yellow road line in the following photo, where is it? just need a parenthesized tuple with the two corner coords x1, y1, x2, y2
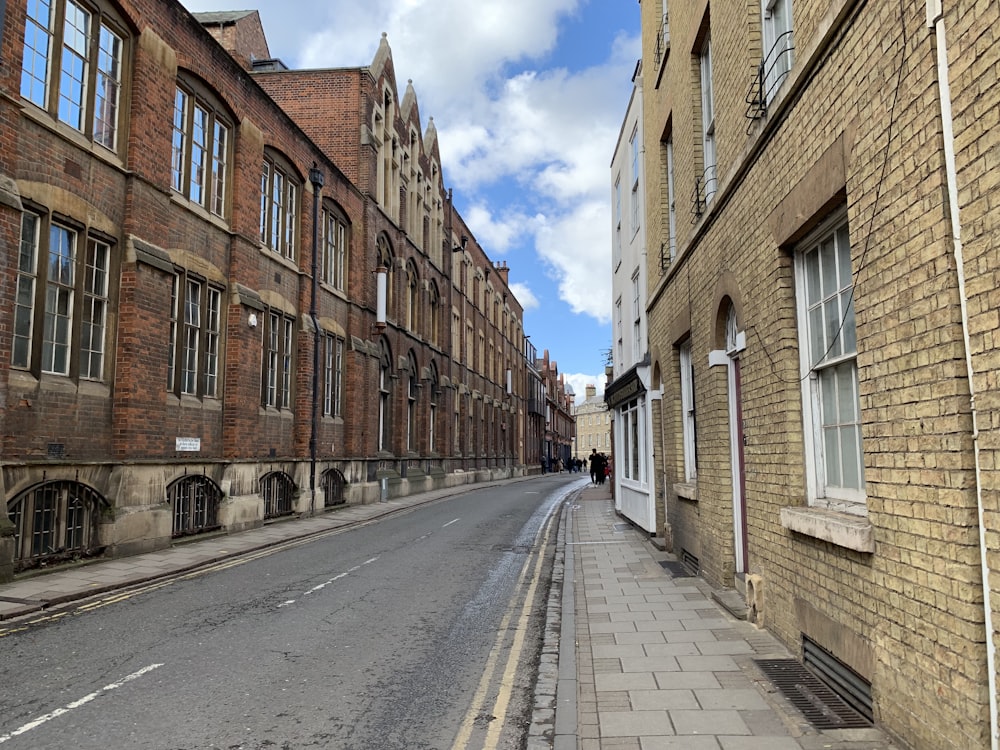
(450, 510, 557, 750)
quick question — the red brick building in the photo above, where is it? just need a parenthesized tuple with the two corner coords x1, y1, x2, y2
(0, 1, 532, 578)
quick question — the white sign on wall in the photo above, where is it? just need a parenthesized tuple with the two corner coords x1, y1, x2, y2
(175, 437, 201, 452)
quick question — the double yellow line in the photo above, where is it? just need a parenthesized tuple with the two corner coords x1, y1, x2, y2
(450, 510, 557, 750)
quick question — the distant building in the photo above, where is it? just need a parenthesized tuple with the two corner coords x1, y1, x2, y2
(573, 386, 611, 462)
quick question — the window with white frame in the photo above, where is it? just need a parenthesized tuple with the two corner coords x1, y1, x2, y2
(632, 271, 642, 361)
(172, 82, 230, 217)
(762, 0, 794, 103)
(699, 36, 716, 205)
(21, 0, 126, 152)
(260, 154, 299, 260)
(621, 398, 645, 482)
(14, 211, 114, 381)
(616, 297, 623, 365)
(679, 339, 697, 481)
(613, 177, 622, 267)
(167, 272, 221, 398)
(665, 132, 677, 260)
(796, 218, 865, 506)
(406, 262, 419, 332)
(321, 205, 348, 290)
(630, 126, 640, 234)
(262, 310, 294, 409)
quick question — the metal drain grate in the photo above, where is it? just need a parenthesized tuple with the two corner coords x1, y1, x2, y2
(658, 560, 694, 577)
(754, 658, 872, 730)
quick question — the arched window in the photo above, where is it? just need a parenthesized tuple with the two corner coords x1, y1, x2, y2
(321, 202, 350, 291)
(378, 339, 393, 453)
(428, 362, 439, 454)
(406, 351, 419, 453)
(260, 471, 295, 518)
(322, 469, 347, 508)
(20, 0, 130, 154)
(7, 481, 107, 571)
(172, 75, 233, 217)
(406, 261, 419, 332)
(377, 235, 394, 321)
(428, 281, 440, 346)
(168, 475, 222, 537)
(259, 149, 300, 260)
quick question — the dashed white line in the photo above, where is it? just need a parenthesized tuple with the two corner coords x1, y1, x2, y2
(295, 558, 380, 600)
(442, 518, 460, 528)
(0, 664, 163, 744)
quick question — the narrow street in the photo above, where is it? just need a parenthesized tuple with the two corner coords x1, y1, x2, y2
(0, 476, 580, 750)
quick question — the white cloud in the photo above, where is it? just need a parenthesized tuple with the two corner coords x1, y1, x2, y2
(180, 0, 636, 352)
(564, 372, 605, 405)
(508, 282, 539, 312)
(534, 200, 612, 324)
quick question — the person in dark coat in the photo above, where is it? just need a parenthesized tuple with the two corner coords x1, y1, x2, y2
(588, 449, 600, 484)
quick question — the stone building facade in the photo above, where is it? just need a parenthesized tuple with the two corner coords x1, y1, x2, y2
(640, 0, 1000, 748)
(573, 385, 611, 463)
(0, 2, 539, 579)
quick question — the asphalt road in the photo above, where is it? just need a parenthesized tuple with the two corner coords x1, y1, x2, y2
(0, 475, 582, 750)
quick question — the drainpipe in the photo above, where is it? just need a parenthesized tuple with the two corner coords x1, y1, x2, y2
(926, 3, 997, 746)
(309, 164, 325, 516)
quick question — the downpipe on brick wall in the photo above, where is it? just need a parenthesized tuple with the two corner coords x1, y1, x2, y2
(927, 3, 997, 746)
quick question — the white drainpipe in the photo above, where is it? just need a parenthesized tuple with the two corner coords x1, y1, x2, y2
(927, 2, 997, 746)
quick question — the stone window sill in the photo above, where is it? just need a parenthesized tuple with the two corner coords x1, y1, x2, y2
(673, 481, 698, 501)
(780, 506, 874, 553)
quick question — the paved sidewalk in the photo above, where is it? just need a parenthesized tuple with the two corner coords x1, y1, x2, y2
(537, 482, 903, 750)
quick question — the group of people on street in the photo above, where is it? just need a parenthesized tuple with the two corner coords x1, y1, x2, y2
(588, 449, 610, 485)
(539, 450, 612, 485)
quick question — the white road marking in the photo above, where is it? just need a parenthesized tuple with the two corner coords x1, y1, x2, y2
(442, 518, 460, 528)
(298, 558, 380, 599)
(0, 664, 163, 744)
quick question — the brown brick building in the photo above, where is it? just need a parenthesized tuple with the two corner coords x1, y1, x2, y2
(640, 0, 1000, 747)
(0, 2, 536, 578)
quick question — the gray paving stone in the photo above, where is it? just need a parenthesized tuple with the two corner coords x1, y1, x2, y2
(694, 688, 770, 711)
(630, 689, 699, 711)
(640, 737, 722, 749)
(599, 710, 676, 737)
(676, 654, 741, 671)
(596, 672, 659, 692)
(670, 709, 751, 735)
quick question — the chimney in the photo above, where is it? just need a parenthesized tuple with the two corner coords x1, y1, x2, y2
(494, 261, 510, 287)
(585, 384, 597, 398)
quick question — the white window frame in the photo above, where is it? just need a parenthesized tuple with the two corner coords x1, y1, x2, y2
(168, 273, 221, 398)
(613, 177, 622, 268)
(795, 216, 865, 509)
(699, 36, 716, 205)
(629, 126, 640, 235)
(260, 155, 299, 260)
(762, 0, 794, 104)
(631, 271, 642, 362)
(666, 133, 677, 260)
(679, 340, 697, 481)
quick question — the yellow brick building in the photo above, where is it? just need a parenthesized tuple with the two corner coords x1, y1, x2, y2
(573, 385, 611, 462)
(640, 1, 1000, 748)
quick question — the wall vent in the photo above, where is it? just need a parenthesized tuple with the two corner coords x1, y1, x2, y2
(803, 635, 874, 722)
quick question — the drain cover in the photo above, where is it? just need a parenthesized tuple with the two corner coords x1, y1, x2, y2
(658, 560, 694, 577)
(612, 523, 630, 531)
(754, 658, 872, 729)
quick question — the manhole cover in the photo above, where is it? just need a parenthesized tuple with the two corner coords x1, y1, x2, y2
(754, 658, 872, 729)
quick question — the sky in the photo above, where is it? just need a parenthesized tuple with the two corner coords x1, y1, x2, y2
(180, 0, 641, 403)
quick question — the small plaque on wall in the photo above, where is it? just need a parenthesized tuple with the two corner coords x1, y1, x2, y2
(175, 437, 201, 452)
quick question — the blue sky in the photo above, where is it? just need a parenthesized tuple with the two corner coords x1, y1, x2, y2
(180, 0, 641, 402)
